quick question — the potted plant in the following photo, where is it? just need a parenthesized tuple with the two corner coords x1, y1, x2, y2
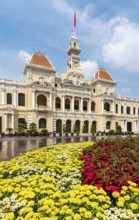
(76, 130, 79, 136)
(53, 131, 56, 137)
(1, 132, 4, 138)
(6, 127, 13, 136)
(40, 129, 48, 136)
(62, 124, 66, 136)
(73, 123, 78, 136)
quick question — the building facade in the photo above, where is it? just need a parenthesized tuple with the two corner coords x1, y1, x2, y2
(0, 32, 139, 135)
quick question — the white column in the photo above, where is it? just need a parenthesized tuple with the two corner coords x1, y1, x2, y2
(88, 99, 91, 113)
(122, 121, 124, 131)
(11, 140, 15, 156)
(113, 101, 115, 113)
(4, 114, 7, 131)
(62, 96, 65, 111)
(13, 89, 17, 107)
(50, 92, 52, 109)
(72, 96, 74, 112)
(102, 99, 104, 114)
(11, 114, 14, 130)
(136, 107, 138, 116)
(81, 98, 83, 113)
(138, 121, 139, 132)
(124, 105, 126, 114)
(32, 90, 35, 109)
(1, 88, 5, 104)
(124, 120, 127, 132)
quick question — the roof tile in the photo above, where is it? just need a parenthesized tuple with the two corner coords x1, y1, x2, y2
(95, 69, 114, 81)
(29, 53, 53, 68)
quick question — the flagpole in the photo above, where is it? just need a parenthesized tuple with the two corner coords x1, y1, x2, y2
(73, 11, 76, 36)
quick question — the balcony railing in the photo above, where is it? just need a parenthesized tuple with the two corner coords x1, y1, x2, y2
(104, 110, 114, 115)
(36, 105, 51, 111)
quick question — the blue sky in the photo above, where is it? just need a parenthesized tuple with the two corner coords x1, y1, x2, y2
(0, 0, 139, 98)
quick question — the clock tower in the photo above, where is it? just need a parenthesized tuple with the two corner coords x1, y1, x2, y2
(66, 29, 84, 85)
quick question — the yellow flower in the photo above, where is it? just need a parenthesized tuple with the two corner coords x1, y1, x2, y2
(130, 203, 138, 210)
(117, 200, 124, 207)
(79, 207, 87, 213)
(89, 194, 97, 200)
(112, 191, 120, 198)
(65, 208, 74, 215)
(128, 181, 137, 187)
(98, 195, 106, 202)
(96, 211, 104, 218)
(102, 204, 110, 209)
(124, 195, 130, 201)
(91, 201, 98, 209)
(84, 211, 92, 218)
(122, 185, 128, 191)
(5, 212, 15, 220)
(65, 217, 72, 220)
(27, 200, 35, 207)
(73, 213, 81, 220)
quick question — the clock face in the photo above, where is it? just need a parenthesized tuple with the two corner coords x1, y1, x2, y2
(73, 78, 82, 86)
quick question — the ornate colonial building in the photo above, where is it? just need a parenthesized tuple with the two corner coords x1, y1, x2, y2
(0, 31, 139, 134)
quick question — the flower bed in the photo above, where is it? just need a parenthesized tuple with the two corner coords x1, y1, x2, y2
(80, 140, 139, 192)
(0, 140, 139, 219)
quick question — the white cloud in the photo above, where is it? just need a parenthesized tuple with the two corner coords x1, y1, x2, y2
(102, 17, 139, 72)
(18, 50, 31, 63)
(81, 60, 98, 79)
(0, 50, 29, 80)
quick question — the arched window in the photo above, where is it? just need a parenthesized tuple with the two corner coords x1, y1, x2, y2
(37, 94, 47, 106)
(7, 93, 12, 104)
(39, 118, 46, 129)
(91, 101, 95, 111)
(65, 98, 70, 110)
(66, 120, 71, 132)
(74, 99, 79, 110)
(92, 121, 97, 132)
(18, 93, 25, 106)
(106, 121, 111, 129)
(116, 104, 118, 113)
(18, 118, 26, 126)
(55, 97, 61, 109)
(75, 120, 80, 132)
(104, 102, 110, 111)
(56, 119, 62, 133)
(83, 100, 88, 111)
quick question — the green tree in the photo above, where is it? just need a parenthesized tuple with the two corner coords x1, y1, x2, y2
(73, 123, 78, 133)
(116, 125, 122, 134)
(18, 123, 26, 133)
(90, 124, 95, 134)
(62, 124, 66, 133)
(29, 123, 37, 134)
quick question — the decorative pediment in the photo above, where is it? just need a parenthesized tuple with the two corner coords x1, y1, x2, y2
(62, 79, 90, 88)
(32, 80, 52, 88)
